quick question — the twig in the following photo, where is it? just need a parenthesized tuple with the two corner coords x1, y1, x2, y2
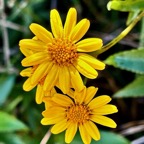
(0, 0, 11, 69)
(131, 136, 144, 144)
(40, 129, 51, 144)
(0, 19, 27, 32)
(120, 125, 144, 136)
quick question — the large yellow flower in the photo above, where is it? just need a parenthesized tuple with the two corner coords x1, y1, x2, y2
(41, 86, 118, 144)
(19, 8, 105, 95)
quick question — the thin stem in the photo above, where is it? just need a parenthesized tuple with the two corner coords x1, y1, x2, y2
(139, 17, 144, 48)
(40, 129, 51, 144)
(0, 19, 26, 32)
(0, 0, 11, 69)
(97, 11, 144, 55)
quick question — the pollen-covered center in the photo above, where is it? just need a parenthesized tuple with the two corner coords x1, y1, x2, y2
(66, 104, 90, 123)
(48, 38, 78, 66)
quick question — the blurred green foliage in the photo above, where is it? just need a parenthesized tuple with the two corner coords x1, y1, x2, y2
(0, 0, 144, 143)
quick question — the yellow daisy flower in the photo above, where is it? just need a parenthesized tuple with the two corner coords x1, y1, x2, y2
(41, 86, 118, 144)
(20, 67, 57, 104)
(19, 7, 105, 94)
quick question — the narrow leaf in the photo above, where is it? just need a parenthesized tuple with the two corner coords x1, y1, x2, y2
(107, 0, 144, 12)
(0, 111, 29, 132)
(126, 10, 141, 25)
(114, 75, 144, 98)
(0, 74, 16, 106)
(105, 49, 144, 74)
(0, 133, 24, 144)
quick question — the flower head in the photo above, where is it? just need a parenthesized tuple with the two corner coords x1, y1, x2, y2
(20, 67, 56, 104)
(19, 7, 105, 98)
(41, 86, 118, 144)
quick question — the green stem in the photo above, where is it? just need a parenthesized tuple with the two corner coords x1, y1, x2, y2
(139, 17, 144, 47)
(97, 11, 144, 55)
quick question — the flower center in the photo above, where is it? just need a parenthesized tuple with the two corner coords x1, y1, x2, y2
(48, 38, 78, 66)
(66, 104, 90, 124)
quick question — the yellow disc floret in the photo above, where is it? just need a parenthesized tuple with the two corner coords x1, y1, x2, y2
(66, 104, 90, 123)
(48, 38, 78, 66)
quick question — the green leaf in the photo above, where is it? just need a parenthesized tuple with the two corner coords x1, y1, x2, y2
(52, 130, 130, 144)
(95, 130, 130, 144)
(0, 133, 25, 144)
(114, 75, 144, 98)
(0, 111, 29, 132)
(105, 49, 144, 74)
(107, 0, 144, 12)
(126, 10, 140, 25)
(0, 74, 16, 106)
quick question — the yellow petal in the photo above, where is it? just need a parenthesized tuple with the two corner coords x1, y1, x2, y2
(74, 87, 86, 104)
(66, 89, 75, 99)
(42, 107, 65, 117)
(76, 38, 103, 52)
(21, 52, 49, 67)
(43, 95, 57, 109)
(30, 61, 50, 85)
(50, 9, 63, 38)
(23, 78, 36, 91)
(51, 119, 68, 134)
(79, 123, 91, 144)
(32, 36, 38, 40)
(20, 46, 33, 57)
(90, 115, 117, 128)
(52, 94, 73, 107)
(69, 19, 90, 43)
(84, 87, 98, 104)
(78, 53, 105, 70)
(88, 95, 111, 109)
(41, 116, 64, 125)
(69, 65, 84, 92)
(65, 123, 77, 143)
(74, 58, 98, 79)
(43, 98, 55, 109)
(19, 39, 47, 51)
(84, 121, 100, 141)
(20, 68, 32, 77)
(92, 104, 118, 115)
(43, 64, 59, 91)
(59, 66, 70, 94)
(36, 84, 44, 104)
(64, 8, 77, 37)
(29, 23, 53, 44)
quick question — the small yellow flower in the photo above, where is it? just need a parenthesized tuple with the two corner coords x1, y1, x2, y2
(41, 86, 118, 144)
(20, 67, 56, 104)
(19, 7, 105, 95)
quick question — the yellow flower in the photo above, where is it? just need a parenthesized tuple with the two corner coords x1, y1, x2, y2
(20, 67, 56, 104)
(19, 7, 105, 94)
(41, 86, 118, 144)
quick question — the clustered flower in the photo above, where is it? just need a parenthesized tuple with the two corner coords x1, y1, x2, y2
(19, 7, 118, 144)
